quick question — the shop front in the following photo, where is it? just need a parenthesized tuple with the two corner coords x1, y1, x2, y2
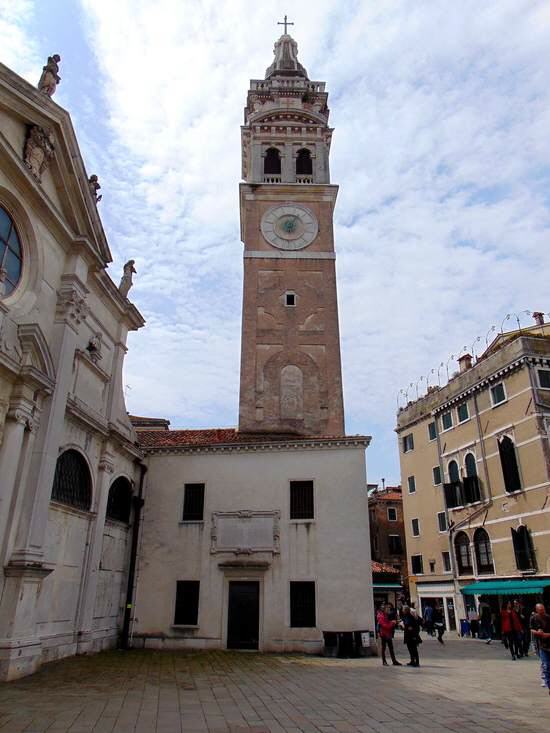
(416, 581, 460, 633)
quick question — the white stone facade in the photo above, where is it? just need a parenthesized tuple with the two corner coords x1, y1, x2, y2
(132, 439, 374, 652)
(0, 63, 145, 680)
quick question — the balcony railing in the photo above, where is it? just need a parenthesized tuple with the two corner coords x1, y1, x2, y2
(263, 175, 281, 183)
(444, 476, 482, 509)
(296, 175, 313, 184)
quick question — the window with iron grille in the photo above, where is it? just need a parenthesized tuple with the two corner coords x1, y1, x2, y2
(290, 480, 314, 519)
(538, 369, 550, 389)
(174, 581, 200, 625)
(455, 531, 473, 575)
(388, 534, 403, 554)
(442, 551, 451, 572)
(437, 511, 447, 532)
(511, 526, 536, 571)
(106, 477, 132, 523)
(498, 436, 521, 493)
(290, 581, 316, 627)
(51, 449, 92, 511)
(411, 554, 423, 574)
(428, 422, 437, 441)
(182, 483, 205, 521)
(474, 528, 494, 574)
(402, 434, 414, 452)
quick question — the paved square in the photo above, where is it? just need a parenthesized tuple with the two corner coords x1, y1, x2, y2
(0, 636, 546, 732)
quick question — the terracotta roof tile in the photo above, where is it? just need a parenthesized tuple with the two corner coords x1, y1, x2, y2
(136, 428, 361, 449)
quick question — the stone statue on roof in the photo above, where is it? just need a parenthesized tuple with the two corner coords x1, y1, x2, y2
(119, 260, 136, 298)
(88, 175, 102, 204)
(38, 55, 61, 97)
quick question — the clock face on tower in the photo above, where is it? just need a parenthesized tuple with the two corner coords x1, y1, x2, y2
(261, 204, 319, 250)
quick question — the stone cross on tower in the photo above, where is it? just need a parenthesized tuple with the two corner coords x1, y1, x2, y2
(277, 15, 294, 34)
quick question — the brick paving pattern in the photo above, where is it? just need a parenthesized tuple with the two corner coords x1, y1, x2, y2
(0, 636, 547, 732)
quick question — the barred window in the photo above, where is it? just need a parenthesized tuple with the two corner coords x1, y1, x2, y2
(51, 449, 92, 511)
(182, 483, 205, 521)
(290, 581, 316, 627)
(106, 477, 132, 523)
(290, 480, 314, 519)
(174, 581, 200, 625)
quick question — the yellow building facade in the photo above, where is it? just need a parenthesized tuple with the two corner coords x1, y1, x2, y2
(396, 319, 550, 632)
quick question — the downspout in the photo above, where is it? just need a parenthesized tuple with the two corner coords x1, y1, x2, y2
(120, 461, 146, 650)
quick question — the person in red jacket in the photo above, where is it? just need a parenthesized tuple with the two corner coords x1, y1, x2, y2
(377, 604, 402, 666)
(501, 600, 523, 660)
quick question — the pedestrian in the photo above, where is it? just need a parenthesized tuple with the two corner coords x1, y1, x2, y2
(433, 602, 446, 644)
(377, 604, 402, 666)
(500, 601, 523, 660)
(513, 600, 530, 657)
(401, 604, 421, 667)
(479, 598, 492, 643)
(468, 606, 479, 638)
(423, 604, 434, 636)
(530, 602, 550, 694)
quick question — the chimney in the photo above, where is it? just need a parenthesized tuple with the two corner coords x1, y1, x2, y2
(533, 312, 545, 327)
(458, 353, 473, 373)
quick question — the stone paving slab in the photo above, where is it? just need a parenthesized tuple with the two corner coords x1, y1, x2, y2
(0, 636, 547, 732)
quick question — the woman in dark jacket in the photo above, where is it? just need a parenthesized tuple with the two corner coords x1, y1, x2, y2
(401, 605, 421, 667)
(433, 602, 446, 644)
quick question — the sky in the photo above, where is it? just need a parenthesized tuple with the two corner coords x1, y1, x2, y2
(2, 0, 550, 484)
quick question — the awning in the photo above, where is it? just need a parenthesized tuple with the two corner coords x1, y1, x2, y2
(373, 583, 402, 589)
(462, 579, 550, 596)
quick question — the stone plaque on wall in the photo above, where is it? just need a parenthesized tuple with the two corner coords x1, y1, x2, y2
(211, 511, 280, 554)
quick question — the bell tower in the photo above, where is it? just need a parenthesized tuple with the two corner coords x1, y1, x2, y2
(238, 29, 345, 436)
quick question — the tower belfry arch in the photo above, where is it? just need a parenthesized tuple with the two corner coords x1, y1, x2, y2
(238, 31, 344, 436)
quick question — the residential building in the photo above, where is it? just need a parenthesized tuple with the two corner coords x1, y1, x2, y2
(396, 315, 550, 632)
(368, 485, 407, 607)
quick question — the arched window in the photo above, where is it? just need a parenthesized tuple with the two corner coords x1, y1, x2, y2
(455, 531, 473, 575)
(264, 148, 281, 175)
(51, 449, 92, 511)
(448, 460, 460, 483)
(511, 525, 536, 570)
(296, 148, 312, 176)
(474, 528, 494, 574)
(465, 453, 477, 477)
(463, 453, 481, 504)
(0, 204, 23, 296)
(106, 477, 133, 523)
(498, 436, 521, 493)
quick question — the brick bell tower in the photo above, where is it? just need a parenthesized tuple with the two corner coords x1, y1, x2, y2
(238, 28, 345, 436)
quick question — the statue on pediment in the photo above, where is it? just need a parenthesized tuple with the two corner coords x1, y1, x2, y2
(88, 175, 102, 204)
(119, 260, 136, 298)
(38, 55, 61, 97)
(24, 125, 55, 182)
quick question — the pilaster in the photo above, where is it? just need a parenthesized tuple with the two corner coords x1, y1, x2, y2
(75, 450, 115, 652)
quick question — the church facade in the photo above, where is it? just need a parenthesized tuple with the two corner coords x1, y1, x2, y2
(0, 32, 373, 679)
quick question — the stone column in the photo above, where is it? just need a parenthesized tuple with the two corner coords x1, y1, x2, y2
(75, 450, 114, 653)
(282, 142, 293, 183)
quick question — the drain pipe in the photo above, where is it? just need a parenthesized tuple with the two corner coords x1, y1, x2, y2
(120, 461, 146, 650)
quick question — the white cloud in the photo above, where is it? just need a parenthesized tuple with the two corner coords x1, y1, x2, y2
(34, 0, 550, 481)
(0, 0, 40, 80)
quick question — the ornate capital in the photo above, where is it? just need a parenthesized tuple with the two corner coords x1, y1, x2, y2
(98, 449, 115, 474)
(24, 125, 55, 182)
(55, 286, 89, 330)
(7, 408, 30, 426)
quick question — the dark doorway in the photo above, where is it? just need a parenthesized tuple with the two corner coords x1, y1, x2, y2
(227, 581, 260, 650)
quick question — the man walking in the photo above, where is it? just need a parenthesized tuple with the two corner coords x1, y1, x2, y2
(531, 603, 550, 694)
(423, 604, 434, 636)
(401, 605, 421, 667)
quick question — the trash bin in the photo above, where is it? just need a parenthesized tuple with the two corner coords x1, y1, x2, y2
(460, 619, 471, 637)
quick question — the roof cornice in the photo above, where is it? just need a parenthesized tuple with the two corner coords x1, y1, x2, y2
(141, 435, 371, 456)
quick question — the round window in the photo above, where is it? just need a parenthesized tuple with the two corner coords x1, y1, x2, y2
(0, 205, 23, 296)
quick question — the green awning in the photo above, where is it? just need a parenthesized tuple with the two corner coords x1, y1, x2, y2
(373, 583, 402, 589)
(462, 579, 550, 596)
